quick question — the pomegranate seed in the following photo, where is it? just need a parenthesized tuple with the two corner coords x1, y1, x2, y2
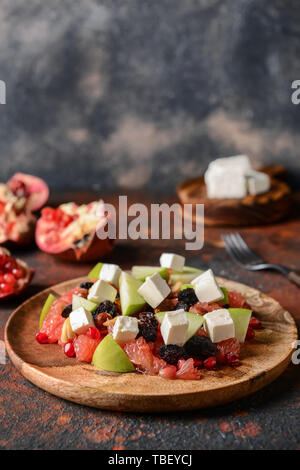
(0, 282, 14, 295)
(216, 350, 226, 365)
(64, 341, 75, 357)
(12, 267, 24, 279)
(0, 255, 8, 266)
(193, 359, 203, 368)
(36, 332, 49, 344)
(203, 356, 217, 370)
(225, 353, 240, 367)
(4, 260, 17, 272)
(42, 207, 56, 221)
(246, 327, 255, 341)
(249, 316, 262, 330)
(86, 327, 101, 340)
(3, 273, 16, 287)
(159, 365, 177, 379)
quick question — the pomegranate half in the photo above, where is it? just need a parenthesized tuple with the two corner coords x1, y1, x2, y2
(0, 247, 34, 300)
(0, 173, 49, 245)
(35, 200, 114, 262)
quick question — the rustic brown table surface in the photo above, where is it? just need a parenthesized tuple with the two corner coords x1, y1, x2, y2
(0, 190, 299, 450)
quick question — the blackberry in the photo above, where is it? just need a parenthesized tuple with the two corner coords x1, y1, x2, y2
(79, 281, 94, 290)
(61, 304, 72, 318)
(93, 300, 117, 319)
(159, 345, 186, 365)
(184, 335, 218, 360)
(137, 312, 158, 342)
(174, 301, 189, 311)
(138, 324, 157, 342)
(139, 312, 158, 329)
(177, 288, 198, 308)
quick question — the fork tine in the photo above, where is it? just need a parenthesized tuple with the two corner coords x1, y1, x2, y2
(221, 234, 246, 266)
(225, 233, 251, 265)
(232, 233, 264, 264)
(229, 233, 255, 265)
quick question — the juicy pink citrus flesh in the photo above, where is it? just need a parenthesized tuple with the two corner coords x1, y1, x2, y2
(217, 338, 240, 357)
(73, 334, 101, 362)
(189, 302, 222, 314)
(176, 358, 201, 380)
(227, 291, 248, 308)
(40, 287, 88, 343)
(123, 336, 166, 375)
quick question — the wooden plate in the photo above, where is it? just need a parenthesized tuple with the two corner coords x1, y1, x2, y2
(177, 165, 292, 227)
(5, 276, 297, 412)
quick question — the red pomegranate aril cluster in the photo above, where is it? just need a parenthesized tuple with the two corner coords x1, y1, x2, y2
(246, 327, 255, 341)
(249, 316, 262, 330)
(0, 255, 23, 295)
(64, 341, 75, 357)
(42, 207, 74, 228)
(36, 332, 49, 344)
(203, 356, 217, 370)
(225, 352, 240, 367)
(86, 327, 101, 340)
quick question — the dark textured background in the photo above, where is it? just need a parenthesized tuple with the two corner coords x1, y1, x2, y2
(0, 0, 300, 192)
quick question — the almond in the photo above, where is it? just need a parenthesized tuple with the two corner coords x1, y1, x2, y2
(61, 317, 75, 343)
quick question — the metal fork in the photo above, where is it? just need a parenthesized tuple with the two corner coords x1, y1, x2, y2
(221, 232, 300, 287)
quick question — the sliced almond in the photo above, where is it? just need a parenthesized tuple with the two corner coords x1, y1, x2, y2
(61, 317, 75, 343)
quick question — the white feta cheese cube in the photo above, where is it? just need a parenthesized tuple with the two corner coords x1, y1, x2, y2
(137, 272, 171, 309)
(191, 268, 215, 285)
(159, 253, 185, 271)
(207, 155, 251, 173)
(205, 166, 247, 199)
(193, 269, 224, 303)
(161, 309, 189, 346)
(113, 316, 139, 343)
(203, 309, 235, 343)
(69, 306, 95, 335)
(99, 263, 121, 287)
(246, 170, 271, 196)
(87, 279, 117, 303)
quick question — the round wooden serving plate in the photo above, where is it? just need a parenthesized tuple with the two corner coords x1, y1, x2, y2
(177, 165, 292, 227)
(5, 276, 297, 412)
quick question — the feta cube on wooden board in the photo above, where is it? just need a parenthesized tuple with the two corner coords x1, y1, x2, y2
(87, 279, 117, 303)
(159, 253, 185, 271)
(138, 272, 171, 309)
(207, 155, 251, 172)
(246, 170, 271, 196)
(203, 309, 235, 343)
(69, 306, 95, 335)
(113, 316, 139, 343)
(99, 263, 121, 287)
(205, 166, 248, 199)
(161, 309, 189, 346)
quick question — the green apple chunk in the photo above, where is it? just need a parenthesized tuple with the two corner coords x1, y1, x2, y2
(228, 308, 252, 343)
(119, 272, 146, 316)
(169, 266, 203, 285)
(39, 293, 56, 329)
(92, 334, 135, 373)
(88, 262, 103, 279)
(156, 311, 204, 343)
(218, 287, 229, 305)
(131, 266, 168, 281)
(180, 284, 194, 291)
(72, 294, 98, 313)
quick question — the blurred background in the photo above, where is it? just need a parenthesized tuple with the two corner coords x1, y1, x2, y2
(0, 0, 300, 193)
